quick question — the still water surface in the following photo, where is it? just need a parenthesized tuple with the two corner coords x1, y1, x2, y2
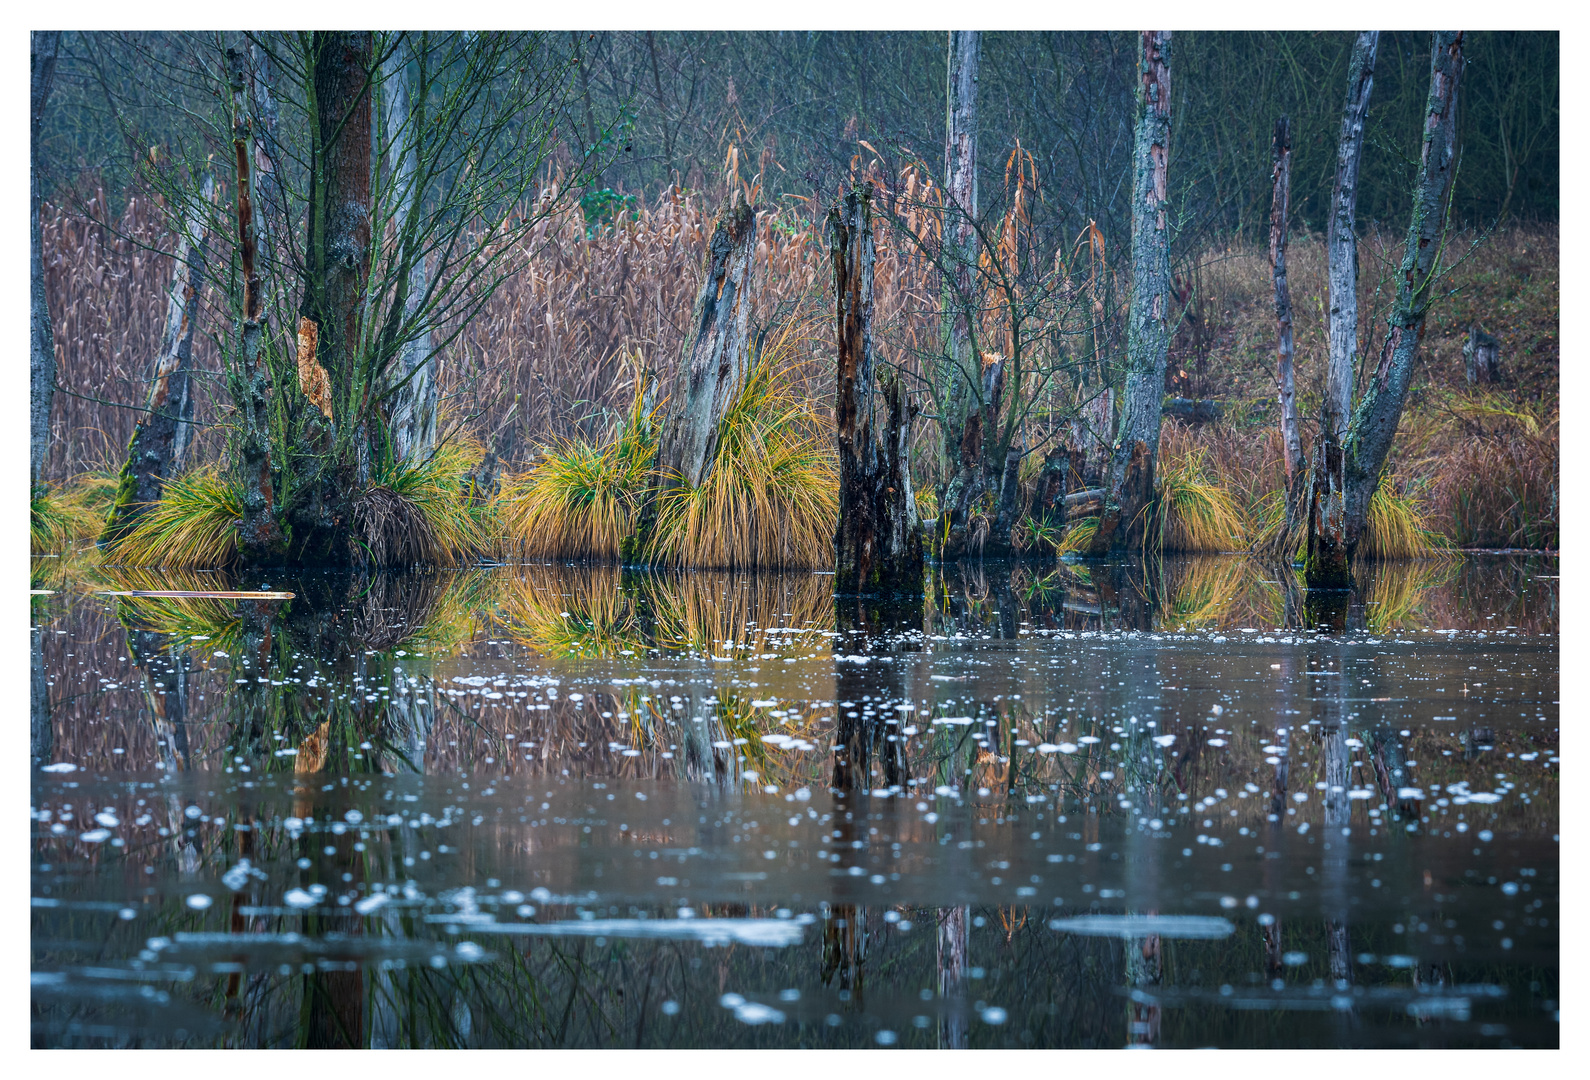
(31, 556, 1559, 1048)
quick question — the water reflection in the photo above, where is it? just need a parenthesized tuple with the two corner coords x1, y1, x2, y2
(32, 554, 1558, 1047)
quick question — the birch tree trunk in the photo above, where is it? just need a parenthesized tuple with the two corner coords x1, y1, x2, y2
(31, 31, 60, 490)
(1094, 31, 1172, 555)
(228, 47, 286, 563)
(654, 191, 757, 489)
(937, 30, 981, 553)
(832, 186, 922, 595)
(937, 905, 969, 1048)
(1340, 33, 1466, 547)
(1306, 32, 1378, 587)
(1268, 116, 1308, 556)
(381, 37, 436, 464)
(101, 174, 215, 547)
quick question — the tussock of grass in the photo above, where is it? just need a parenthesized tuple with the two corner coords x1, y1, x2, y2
(648, 335, 837, 570)
(1058, 516, 1100, 554)
(357, 439, 488, 567)
(500, 385, 657, 562)
(1155, 447, 1248, 553)
(102, 465, 242, 568)
(1360, 478, 1452, 561)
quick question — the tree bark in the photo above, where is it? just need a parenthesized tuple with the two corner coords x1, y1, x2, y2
(228, 47, 286, 564)
(1096, 31, 1172, 555)
(1463, 325, 1501, 384)
(31, 31, 61, 490)
(101, 174, 215, 547)
(1268, 116, 1308, 556)
(1325, 32, 1379, 445)
(1305, 31, 1379, 587)
(381, 36, 437, 464)
(654, 191, 757, 489)
(936, 905, 969, 1048)
(937, 30, 981, 554)
(832, 185, 922, 595)
(1340, 33, 1466, 548)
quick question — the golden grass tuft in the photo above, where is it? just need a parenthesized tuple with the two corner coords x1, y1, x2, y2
(1155, 446, 1248, 553)
(499, 383, 657, 562)
(31, 478, 106, 555)
(100, 465, 242, 568)
(647, 332, 837, 569)
(1058, 515, 1100, 555)
(357, 437, 488, 567)
(1360, 478, 1452, 561)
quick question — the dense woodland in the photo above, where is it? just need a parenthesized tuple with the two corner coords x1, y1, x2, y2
(29, 30, 1559, 588)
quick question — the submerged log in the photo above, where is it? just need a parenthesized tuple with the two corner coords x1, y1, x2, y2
(831, 185, 922, 595)
(1464, 325, 1501, 384)
(655, 191, 757, 489)
(101, 173, 216, 547)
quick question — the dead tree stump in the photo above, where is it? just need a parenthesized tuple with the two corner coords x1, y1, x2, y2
(1464, 325, 1501, 384)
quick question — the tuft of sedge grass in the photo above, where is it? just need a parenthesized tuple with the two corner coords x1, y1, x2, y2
(357, 438, 488, 567)
(101, 465, 242, 568)
(647, 329, 838, 570)
(1359, 477, 1453, 561)
(1154, 446, 1248, 553)
(31, 484, 99, 556)
(1058, 515, 1100, 555)
(499, 383, 657, 562)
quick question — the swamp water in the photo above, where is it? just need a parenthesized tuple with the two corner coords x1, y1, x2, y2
(30, 555, 1558, 1048)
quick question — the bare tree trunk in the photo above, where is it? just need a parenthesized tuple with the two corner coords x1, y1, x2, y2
(832, 186, 922, 594)
(1268, 116, 1308, 556)
(1306, 32, 1378, 587)
(31, 31, 60, 490)
(382, 36, 436, 464)
(31, 618, 51, 766)
(101, 174, 216, 547)
(228, 47, 286, 563)
(1095, 31, 1172, 555)
(654, 191, 757, 489)
(1340, 33, 1466, 548)
(937, 30, 980, 554)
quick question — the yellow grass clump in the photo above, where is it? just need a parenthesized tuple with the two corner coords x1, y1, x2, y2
(1155, 446, 1249, 553)
(1360, 478, 1452, 561)
(356, 436, 489, 567)
(31, 475, 112, 555)
(101, 465, 242, 568)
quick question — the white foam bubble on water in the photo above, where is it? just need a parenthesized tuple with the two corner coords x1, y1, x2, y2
(185, 894, 212, 911)
(283, 888, 316, 909)
(40, 763, 77, 773)
(481, 918, 804, 947)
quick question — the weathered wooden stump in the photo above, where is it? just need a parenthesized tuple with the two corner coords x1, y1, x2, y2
(1464, 325, 1502, 384)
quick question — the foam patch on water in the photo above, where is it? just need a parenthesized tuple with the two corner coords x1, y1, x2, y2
(1048, 914, 1235, 939)
(476, 918, 805, 947)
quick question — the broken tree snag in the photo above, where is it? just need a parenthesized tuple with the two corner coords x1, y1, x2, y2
(1305, 434, 1352, 589)
(936, 30, 981, 543)
(1269, 114, 1308, 555)
(1339, 32, 1466, 550)
(101, 173, 217, 547)
(831, 185, 922, 595)
(656, 190, 757, 489)
(1103, 30, 1173, 554)
(1464, 325, 1501, 384)
(1325, 31, 1379, 443)
(227, 46, 285, 564)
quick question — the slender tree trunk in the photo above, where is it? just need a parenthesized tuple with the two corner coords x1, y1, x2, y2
(31, 31, 61, 490)
(1094, 31, 1172, 555)
(250, 42, 284, 317)
(1306, 32, 1378, 587)
(31, 619, 51, 766)
(1268, 116, 1307, 556)
(654, 191, 757, 489)
(937, 31, 981, 555)
(382, 36, 436, 464)
(228, 47, 286, 563)
(101, 174, 215, 547)
(1340, 33, 1466, 548)
(833, 185, 922, 594)
(937, 905, 969, 1048)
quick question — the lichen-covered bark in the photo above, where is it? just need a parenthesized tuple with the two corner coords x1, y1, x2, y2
(1269, 116, 1308, 554)
(381, 39, 436, 464)
(31, 31, 60, 490)
(655, 192, 757, 489)
(102, 175, 216, 546)
(832, 186, 922, 595)
(1099, 31, 1172, 554)
(228, 47, 286, 564)
(1341, 32, 1466, 547)
(1324, 32, 1379, 444)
